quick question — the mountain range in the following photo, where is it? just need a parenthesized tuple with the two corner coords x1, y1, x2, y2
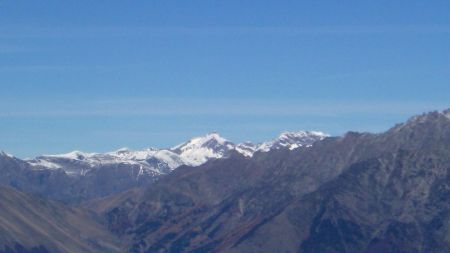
(1, 109, 450, 253)
(94, 109, 450, 253)
(0, 131, 327, 203)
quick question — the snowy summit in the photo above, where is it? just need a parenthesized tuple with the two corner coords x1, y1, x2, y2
(26, 130, 329, 177)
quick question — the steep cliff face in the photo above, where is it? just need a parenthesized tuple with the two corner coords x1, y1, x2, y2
(101, 110, 450, 252)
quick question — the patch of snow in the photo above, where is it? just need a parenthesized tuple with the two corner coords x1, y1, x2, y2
(235, 142, 258, 157)
(0, 150, 14, 158)
(247, 130, 329, 154)
(178, 146, 222, 166)
(28, 159, 62, 169)
(107, 148, 158, 161)
(137, 165, 145, 179)
(153, 150, 185, 169)
(44, 150, 97, 160)
(443, 109, 450, 120)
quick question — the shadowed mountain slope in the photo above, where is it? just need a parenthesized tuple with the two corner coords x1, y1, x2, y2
(99, 110, 450, 252)
(0, 186, 121, 253)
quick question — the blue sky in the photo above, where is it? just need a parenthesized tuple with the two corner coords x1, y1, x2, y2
(1, 1, 449, 157)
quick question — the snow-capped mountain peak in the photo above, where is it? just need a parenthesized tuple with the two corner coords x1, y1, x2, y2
(26, 130, 328, 177)
(172, 132, 230, 151)
(251, 130, 329, 154)
(171, 132, 235, 166)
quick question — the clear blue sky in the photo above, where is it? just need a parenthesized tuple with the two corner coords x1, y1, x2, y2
(1, 1, 449, 158)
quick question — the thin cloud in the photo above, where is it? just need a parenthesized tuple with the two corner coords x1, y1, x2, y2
(1, 25, 449, 39)
(0, 98, 447, 118)
(0, 44, 35, 53)
(0, 65, 70, 72)
(0, 64, 131, 73)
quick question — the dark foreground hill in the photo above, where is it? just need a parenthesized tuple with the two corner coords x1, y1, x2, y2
(0, 185, 121, 253)
(96, 110, 450, 253)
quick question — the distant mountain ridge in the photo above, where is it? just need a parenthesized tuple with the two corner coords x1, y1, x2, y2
(0, 130, 327, 203)
(25, 130, 328, 177)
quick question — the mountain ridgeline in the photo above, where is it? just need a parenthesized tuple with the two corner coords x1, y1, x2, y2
(0, 131, 327, 203)
(1, 110, 450, 253)
(98, 109, 450, 252)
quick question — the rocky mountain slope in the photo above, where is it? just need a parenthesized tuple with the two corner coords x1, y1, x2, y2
(0, 131, 327, 203)
(97, 109, 450, 253)
(0, 185, 120, 253)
